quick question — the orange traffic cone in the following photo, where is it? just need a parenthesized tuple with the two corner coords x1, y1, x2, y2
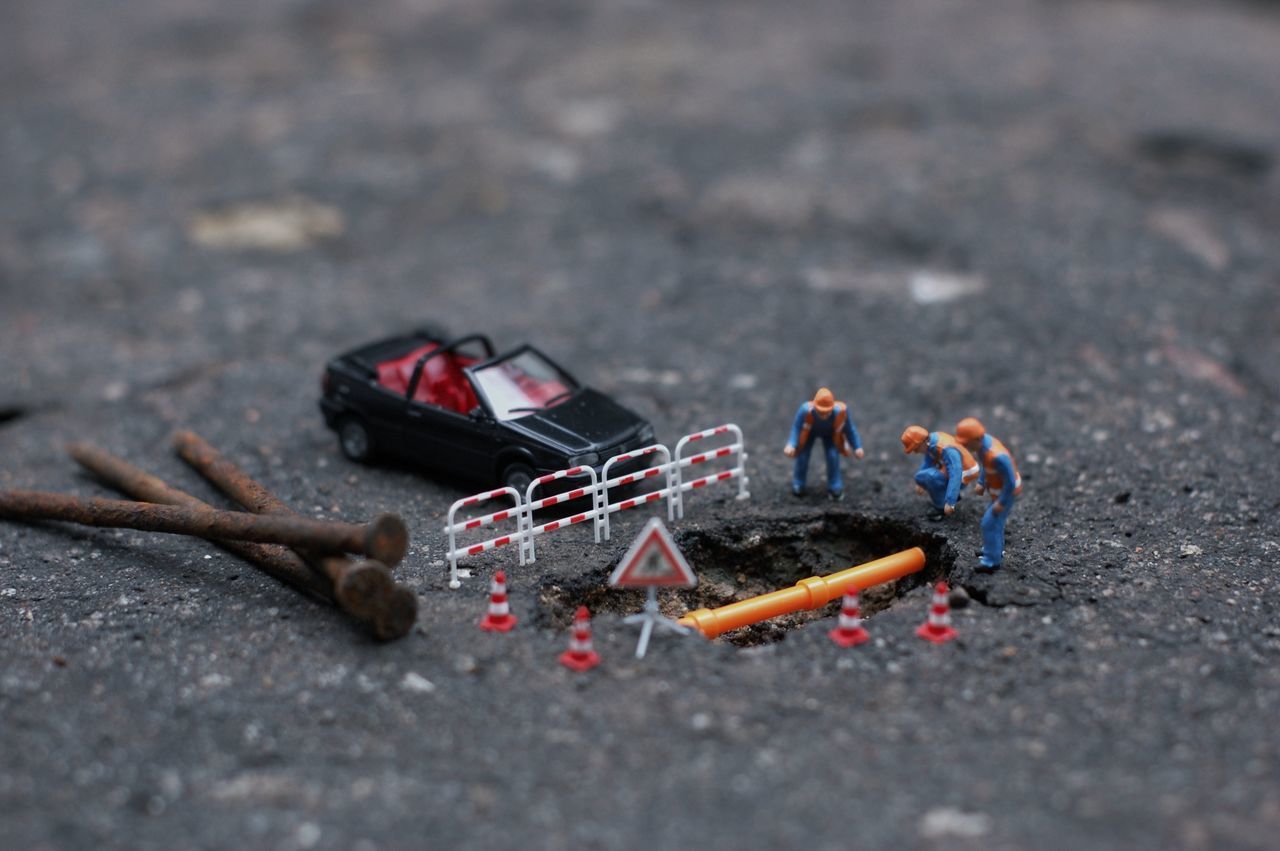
(479, 570, 517, 632)
(915, 581, 957, 643)
(559, 606, 601, 672)
(828, 589, 870, 647)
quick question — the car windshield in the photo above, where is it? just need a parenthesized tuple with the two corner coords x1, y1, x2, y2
(470, 349, 577, 421)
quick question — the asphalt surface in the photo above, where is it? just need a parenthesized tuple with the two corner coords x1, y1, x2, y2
(3, 0, 1280, 848)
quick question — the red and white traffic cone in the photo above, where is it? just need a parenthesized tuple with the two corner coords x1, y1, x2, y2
(479, 570, 517, 632)
(559, 606, 601, 672)
(915, 581, 957, 643)
(828, 589, 870, 647)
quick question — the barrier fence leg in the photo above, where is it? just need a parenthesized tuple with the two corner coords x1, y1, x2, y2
(601, 479, 613, 541)
(448, 524, 461, 588)
(519, 502, 534, 565)
(672, 464, 685, 521)
(737, 449, 751, 500)
(665, 463, 677, 522)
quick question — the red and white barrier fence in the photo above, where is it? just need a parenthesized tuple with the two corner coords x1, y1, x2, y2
(519, 466, 603, 565)
(672, 424, 750, 519)
(445, 486, 523, 589)
(601, 444, 674, 541)
(444, 424, 750, 587)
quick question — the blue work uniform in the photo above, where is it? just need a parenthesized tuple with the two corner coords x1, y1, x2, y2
(914, 432, 975, 512)
(788, 402, 861, 496)
(975, 433, 1020, 569)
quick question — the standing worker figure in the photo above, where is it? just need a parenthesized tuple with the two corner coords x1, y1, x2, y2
(900, 425, 978, 517)
(783, 388, 863, 500)
(956, 417, 1021, 570)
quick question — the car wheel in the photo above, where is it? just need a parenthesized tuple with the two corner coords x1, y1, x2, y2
(501, 462, 535, 495)
(338, 417, 375, 463)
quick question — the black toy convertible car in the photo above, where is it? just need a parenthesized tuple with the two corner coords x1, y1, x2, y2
(319, 328, 656, 492)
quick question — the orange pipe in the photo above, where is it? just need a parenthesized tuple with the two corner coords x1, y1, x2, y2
(678, 547, 925, 639)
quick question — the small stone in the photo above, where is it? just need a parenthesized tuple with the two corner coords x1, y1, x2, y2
(295, 822, 322, 849)
(187, 199, 344, 252)
(908, 270, 986, 305)
(919, 807, 992, 838)
(400, 672, 436, 694)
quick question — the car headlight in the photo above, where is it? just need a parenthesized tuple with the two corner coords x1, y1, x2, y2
(569, 453, 600, 468)
(637, 425, 655, 445)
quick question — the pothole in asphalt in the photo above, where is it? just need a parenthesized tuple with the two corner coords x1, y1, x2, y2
(537, 510, 956, 646)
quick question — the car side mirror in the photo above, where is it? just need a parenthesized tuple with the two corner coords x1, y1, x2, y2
(468, 407, 489, 421)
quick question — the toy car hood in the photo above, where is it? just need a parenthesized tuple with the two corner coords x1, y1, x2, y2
(500, 388, 646, 453)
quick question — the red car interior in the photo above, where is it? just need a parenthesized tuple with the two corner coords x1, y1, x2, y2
(511, 370, 569, 407)
(376, 344, 479, 414)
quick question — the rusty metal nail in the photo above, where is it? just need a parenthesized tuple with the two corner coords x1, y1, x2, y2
(67, 442, 331, 601)
(172, 430, 408, 569)
(171, 430, 416, 638)
(68, 443, 413, 640)
(0, 489, 400, 565)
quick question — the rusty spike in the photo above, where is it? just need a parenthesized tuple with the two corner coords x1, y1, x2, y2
(172, 430, 416, 640)
(66, 443, 330, 600)
(322, 559, 414, 642)
(68, 443, 411, 640)
(0, 489, 400, 564)
(172, 429, 407, 571)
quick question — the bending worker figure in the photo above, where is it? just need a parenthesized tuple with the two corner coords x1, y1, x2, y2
(956, 417, 1021, 570)
(900, 425, 978, 516)
(783, 388, 863, 500)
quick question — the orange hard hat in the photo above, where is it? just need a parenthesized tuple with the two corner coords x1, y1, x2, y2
(901, 425, 928, 453)
(956, 417, 986, 444)
(812, 388, 835, 414)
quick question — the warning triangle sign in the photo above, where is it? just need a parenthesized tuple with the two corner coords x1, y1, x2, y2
(609, 517, 698, 588)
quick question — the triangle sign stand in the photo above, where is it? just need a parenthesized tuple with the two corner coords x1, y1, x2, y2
(610, 517, 697, 658)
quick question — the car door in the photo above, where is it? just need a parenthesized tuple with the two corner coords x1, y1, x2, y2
(333, 373, 409, 456)
(402, 400, 503, 481)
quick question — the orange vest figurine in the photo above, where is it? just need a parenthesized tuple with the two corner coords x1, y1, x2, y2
(978, 436, 1022, 496)
(798, 404, 850, 455)
(900, 425, 974, 516)
(926, 432, 979, 485)
(784, 388, 863, 500)
(955, 417, 1022, 570)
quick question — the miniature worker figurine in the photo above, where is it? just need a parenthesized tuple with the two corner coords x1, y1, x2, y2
(900, 425, 978, 517)
(783, 388, 863, 500)
(956, 417, 1022, 570)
